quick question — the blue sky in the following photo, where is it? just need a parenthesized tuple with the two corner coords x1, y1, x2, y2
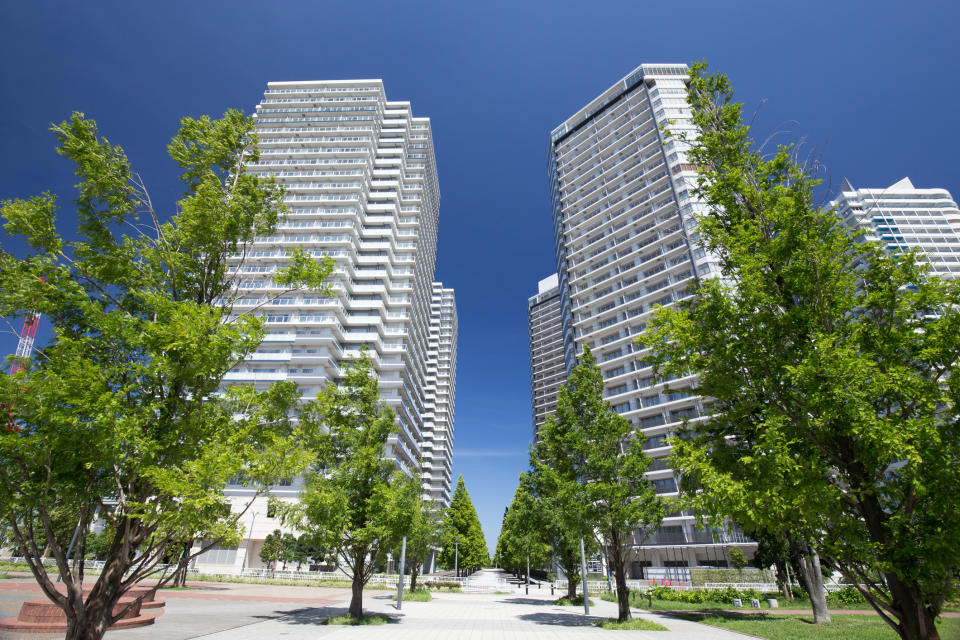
(2, 1, 958, 554)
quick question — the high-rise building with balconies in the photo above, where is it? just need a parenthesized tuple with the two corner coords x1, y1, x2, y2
(547, 63, 753, 581)
(422, 282, 458, 505)
(832, 177, 960, 277)
(199, 79, 456, 573)
(528, 274, 564, 441)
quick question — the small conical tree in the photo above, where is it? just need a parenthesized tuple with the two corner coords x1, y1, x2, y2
(439, 476, 488, 575)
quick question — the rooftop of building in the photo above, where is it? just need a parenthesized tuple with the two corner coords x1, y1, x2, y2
(550, 63, 689, 144)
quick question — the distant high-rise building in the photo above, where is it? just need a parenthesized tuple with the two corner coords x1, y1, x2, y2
(528, 274, 564, 440)
(833, 177, 960, 277)
(422, 283, 458, 505)
(547, 63, 753, 580)
(200, 79, 456, 572)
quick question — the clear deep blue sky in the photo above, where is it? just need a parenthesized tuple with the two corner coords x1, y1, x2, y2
(2, 1, 958, 554)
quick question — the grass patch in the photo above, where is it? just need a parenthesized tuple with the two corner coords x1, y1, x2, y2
(595, 617, 668, 631)
(672, 612, 960, 640)
(159, 585, 192, 590)
(393, 589, 431, 602)
(0, 573, 8, 579)
(323, 613, 392, 626)
(556, 594, 595, 606)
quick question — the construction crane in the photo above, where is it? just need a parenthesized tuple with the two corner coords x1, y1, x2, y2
(9, 311, 41, 375)
(6, 277, 45, 431)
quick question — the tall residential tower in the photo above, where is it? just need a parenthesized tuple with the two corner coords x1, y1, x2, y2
(528, 274, 564, 440)
(201, 80, 456, 572)
(547, 63, 753, 580)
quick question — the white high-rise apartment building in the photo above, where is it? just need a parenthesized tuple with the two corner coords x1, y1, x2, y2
(548, 63, 753, 581)
(422, 283, 458, 504)
(833, 177, 960, 277)
(199, 80, 456, 573)
(528, 274, 564, 440)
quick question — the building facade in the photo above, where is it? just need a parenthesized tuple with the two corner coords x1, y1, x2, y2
(197, 80, 456, 573)
(528, 274, 565, 440)
(547, 63, 753, 580)
(832, 177, 960, 277)
(422, 283, 458, 505)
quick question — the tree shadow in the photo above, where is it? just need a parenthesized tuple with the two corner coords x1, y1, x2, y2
(271, 606, 401, 626)
(517, 612, 601, 627)
(501, 597, 554, 606)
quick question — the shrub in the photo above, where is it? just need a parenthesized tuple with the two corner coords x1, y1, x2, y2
(645, 585, 759, 604)
(828, 585, 866, 606)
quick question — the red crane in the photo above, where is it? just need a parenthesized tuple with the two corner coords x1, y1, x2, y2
(9, 311, 41, 375)
(6, 277, 45, 431)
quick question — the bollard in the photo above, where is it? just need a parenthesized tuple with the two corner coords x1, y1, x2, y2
(525, 584, 528, 595)
(551, 583, 554, 595)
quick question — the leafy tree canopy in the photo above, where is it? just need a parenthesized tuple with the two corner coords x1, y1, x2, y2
(641, 62, 960, 640)
(438, 476, 487, 573)
(0, 110, 332, 640)
(279, 348, 419, 618)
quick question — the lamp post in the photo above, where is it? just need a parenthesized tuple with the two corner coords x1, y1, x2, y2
(395, 536, 407, 610)
(580, 536, 590, 615)
(525, 536, 530, 595)
(240, 511, 258, 574)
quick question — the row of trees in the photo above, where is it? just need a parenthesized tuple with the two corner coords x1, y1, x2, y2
(437, 476, 488, 575)
(258, 530, 327, 572)
(0, 110, 460, 639)
(636, 63, 960, 640)
(497, 345, 666, 622)
(500, 62, 960, 640)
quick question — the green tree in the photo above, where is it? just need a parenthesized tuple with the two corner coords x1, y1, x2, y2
(400, 495, 442, 591)
(495, 475, 550, 581)
(259, 530, 285, 572)
(295, 532, 328, 570)
(641, 62, 960, 640)
(537, 346, 665, 622)
(439, 476, 487, 575)
(529, 433, 597, 600)
(279, 348, 418, 619)
(748, 525, 794, 599)
(280, 532, 298, 570)
(0, 111, 331, 640)
(728, 547, 747, 578)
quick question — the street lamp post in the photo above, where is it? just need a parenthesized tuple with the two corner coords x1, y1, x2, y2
(525, 536, 530, 595)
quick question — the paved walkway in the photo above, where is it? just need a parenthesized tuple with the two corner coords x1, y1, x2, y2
(14, 569, 901, 639)
(194, 570, 755, 639)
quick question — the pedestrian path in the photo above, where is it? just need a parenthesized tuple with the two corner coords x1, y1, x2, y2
(200, 575, 756, 639)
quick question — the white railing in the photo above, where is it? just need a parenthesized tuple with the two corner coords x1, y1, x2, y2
(704, 582, 780, 592)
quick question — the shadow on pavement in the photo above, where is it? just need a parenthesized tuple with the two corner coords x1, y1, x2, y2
(270, 606, 402, 626)
(501, 597, 554, 606)
(517, 612, 601, 627)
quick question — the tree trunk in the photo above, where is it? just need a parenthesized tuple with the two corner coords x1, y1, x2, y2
(63, 589, 114, 640)
(563, 556, 579, 600)
(610, 531, 631, 622)
(797, 547, 830, 624)
(349, 572, 364, 618)
(775, 561, 789, 600)
(881, 572, 942, 640)
(410, 562, 419, 592)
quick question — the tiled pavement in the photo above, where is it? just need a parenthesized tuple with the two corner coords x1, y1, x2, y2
(194, 570, 756, 639)
(0, 570, 754, 639)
